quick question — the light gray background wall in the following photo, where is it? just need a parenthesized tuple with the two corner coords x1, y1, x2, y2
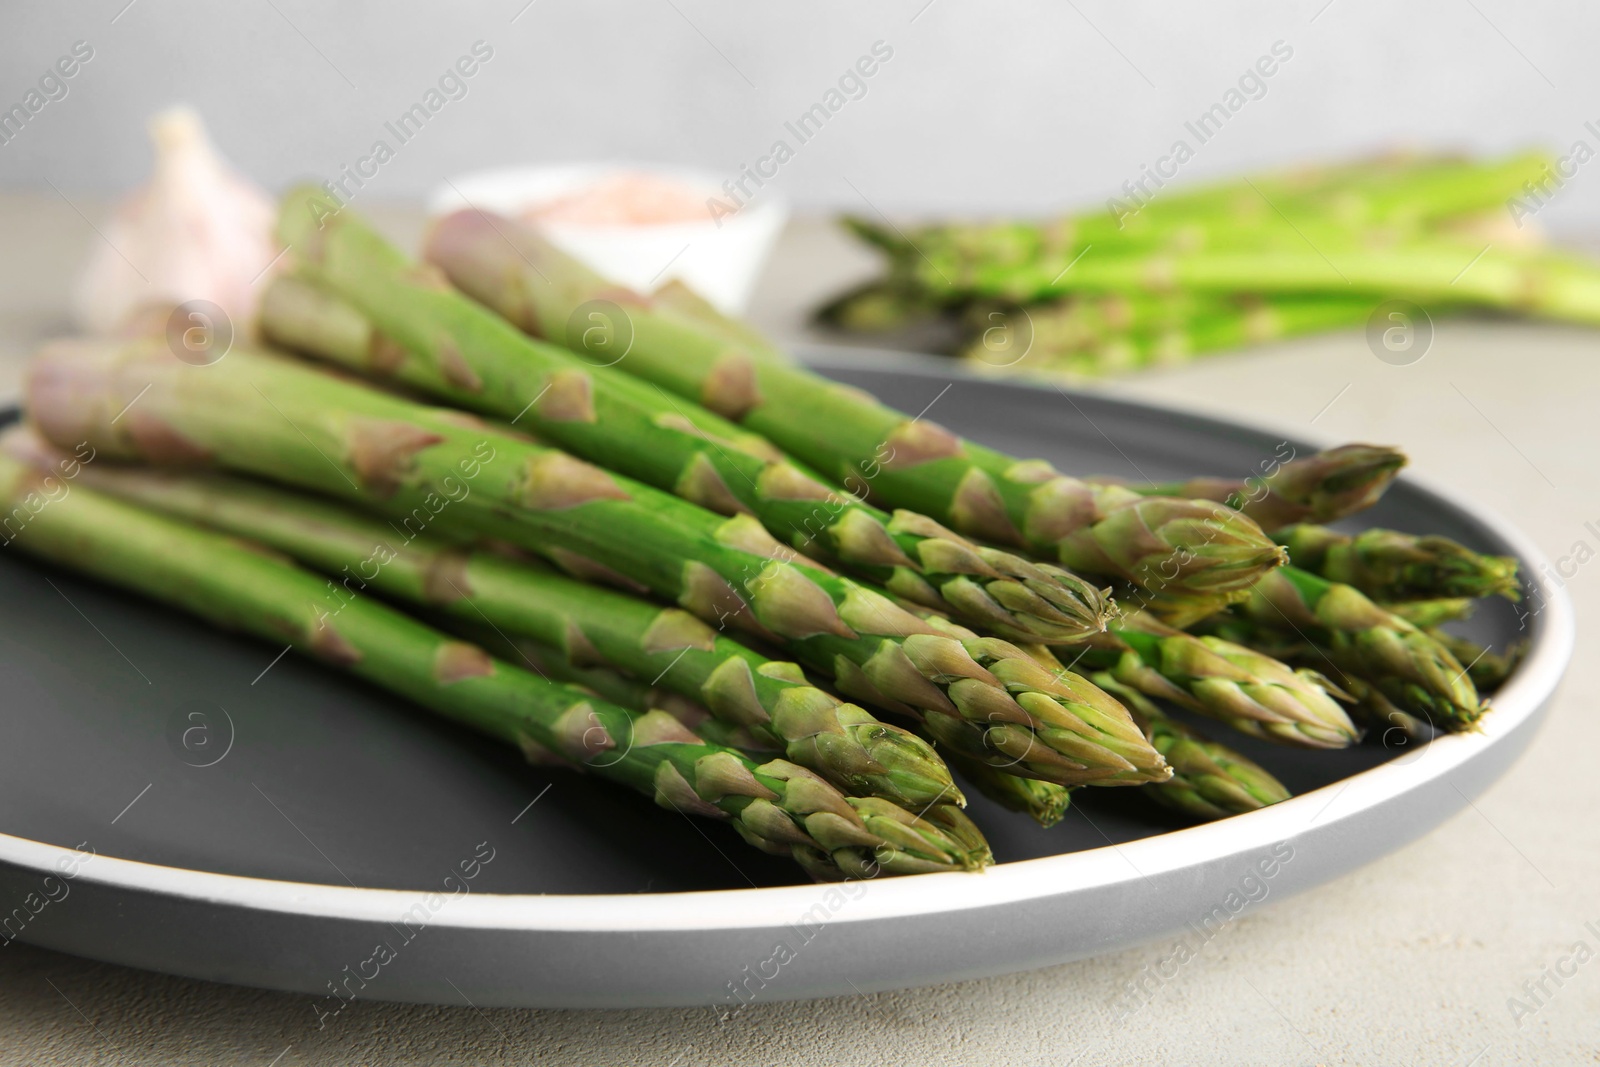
(0, 0, 1595, 225)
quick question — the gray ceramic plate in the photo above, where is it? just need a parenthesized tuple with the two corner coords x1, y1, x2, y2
(0, 349, 1574, 1009)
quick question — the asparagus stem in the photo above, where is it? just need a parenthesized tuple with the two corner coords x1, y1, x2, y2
(649, 277, 793, 362)
(450, 627, 777, 754)
(1382, 597, 1478, 627)
(917, 240, 1600, 322)
(1276, 523, 1521, 602)
(961, 295, 1381, 379)
(0, 448, 987, 878)
(421, 209, 1287, 599)
(1066, 615, 1359, 748)
(949, 756, 1073, 828)
(854, 153, 1553, 285)
(1090, 672, 1292, 821)
(817, 280, 946, 334)
(1122, 444, 1408, 531)
(1427, 629, 1527, 692)
(1339, 674, 1435, 744)
(835, 153, 1558, 382)
(462, 624, 992, 861)
(33, 447, 964, 811)
(25, 339, 1168, 787)
(267, 197, 1114, 646)
(967, 291, 1216, 354)
(1242, 566, 1486, 729)
(1190, 615, 1432, 741)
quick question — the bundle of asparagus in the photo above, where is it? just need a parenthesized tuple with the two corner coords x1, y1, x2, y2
(418, 199, 1515, 730)
(813, 151, 1599, 378)
(3, 188, 1524, 882)
(261, 202, 1114, 648)
(26, 449, 957, 812)
(0, 444, 986, 880)
(420, 199, 1289, 601)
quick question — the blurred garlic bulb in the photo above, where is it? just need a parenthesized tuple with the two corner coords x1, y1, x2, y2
(73, 106, 278, 336)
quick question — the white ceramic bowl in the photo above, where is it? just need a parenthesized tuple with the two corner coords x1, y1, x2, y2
(428, 164, 788, 315)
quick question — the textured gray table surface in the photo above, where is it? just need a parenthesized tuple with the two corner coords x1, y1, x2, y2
(1, 199, 1595, 1066)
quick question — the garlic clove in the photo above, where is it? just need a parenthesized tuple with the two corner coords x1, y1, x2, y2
(72, 106, 279, 338)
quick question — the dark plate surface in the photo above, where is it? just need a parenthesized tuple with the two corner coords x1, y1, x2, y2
(0, 350, 1567, 1007)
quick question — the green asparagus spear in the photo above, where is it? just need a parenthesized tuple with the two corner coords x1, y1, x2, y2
(421, 209, 1287, 599)
(1065, 615, 1358, 748)
(1121, 445, 1407, 531)
(961, 295, 1380, 379)
(837, 153, 1556, 382)
(1087, 442, 1402, 626)
(853, 152, 1550, 275)
(909, 213, 1416, 294)
(30, 446, 964, 810)
(1242, 566, 1485, 729)
(1300, 151, 1555, 228)
(966, 292, 1209, 353)
(1275, 523, 1520, 602)
(817, 280, 947, 335)
(1427, 628, 1527, 691)
(25, 338, 1168, 787)
(1383, 597, 1478, 627)
(1189, 614, 1437, 742)
(453, 628, 777, 754)
(1090, 673, 1292, 821)
(909, 238, 1600, 324)
(450, 623, 1032, 852)
(1340, 675, 1435, 744)
(649, 278, 793, 362)
(0, 449, 987, 878)
(949, 756, 1073, 828)
(267, 198, 1113, 646)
